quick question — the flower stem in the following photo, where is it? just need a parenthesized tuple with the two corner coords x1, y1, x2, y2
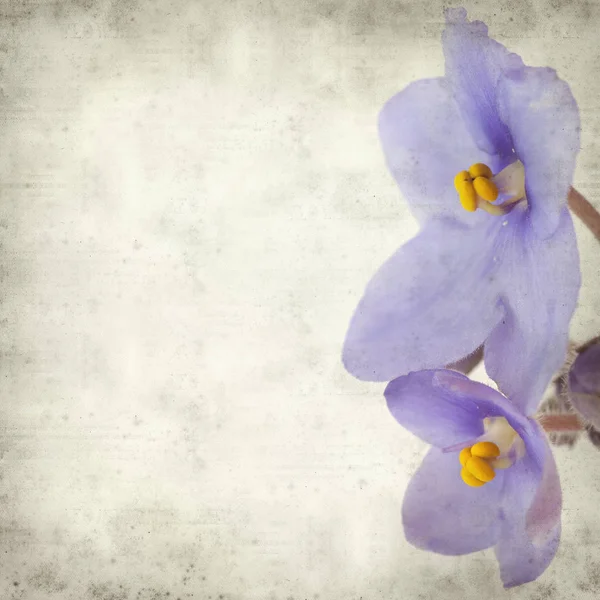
(537, 413, 584, 432)
(568, 187, 600, 242)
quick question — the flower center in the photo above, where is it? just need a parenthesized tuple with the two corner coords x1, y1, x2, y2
(459, 417, 525, 488)
(454, 161, 526, 216)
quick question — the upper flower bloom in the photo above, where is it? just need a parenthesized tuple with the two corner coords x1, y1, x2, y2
(343, 8, 581, 414)
(387, 369, 561, 588)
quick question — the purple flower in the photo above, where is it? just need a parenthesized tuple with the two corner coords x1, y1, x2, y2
(568, 339, 600, 430)
(386, 369, 561, 588)
(343, 8, 581, 414)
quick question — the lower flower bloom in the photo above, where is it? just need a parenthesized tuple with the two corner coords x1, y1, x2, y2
(386, 369, 561, 588)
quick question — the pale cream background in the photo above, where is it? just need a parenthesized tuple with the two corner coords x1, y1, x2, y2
(1, 0, 600, 598)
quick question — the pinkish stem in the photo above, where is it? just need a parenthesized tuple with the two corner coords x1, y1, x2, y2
(569, 187, 600, 242)
(538, 413, 584, 432)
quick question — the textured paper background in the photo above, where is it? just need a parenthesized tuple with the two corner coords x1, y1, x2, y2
(1, 0, 600, 598)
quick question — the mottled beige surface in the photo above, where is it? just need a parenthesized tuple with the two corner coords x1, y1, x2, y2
(1, 0, 600, 598)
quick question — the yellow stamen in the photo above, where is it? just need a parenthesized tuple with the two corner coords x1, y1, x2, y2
(459, 418, 524, 487)
(454, 170, 471, 188)
(454, 162, 501, 212)
(470, 441, 500, 459)
(461, 467, 486, 487)
(468, 163, 493, 179)
(453, 172, 478, 212)
(465, 456, 496, 483)
(459, 185, 477, 212)
(473, 176, 498, 202)
(459, 447, 472, 467)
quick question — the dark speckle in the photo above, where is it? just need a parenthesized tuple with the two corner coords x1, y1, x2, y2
(88, 582, 128, 600)
(578, 561, 600, 592)
(530, 583, 557, 600)
(28, 565, 68, 594)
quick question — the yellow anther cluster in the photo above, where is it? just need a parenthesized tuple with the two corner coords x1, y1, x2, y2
(453, 163, 499, 212)
(459, 441, 500, 488)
